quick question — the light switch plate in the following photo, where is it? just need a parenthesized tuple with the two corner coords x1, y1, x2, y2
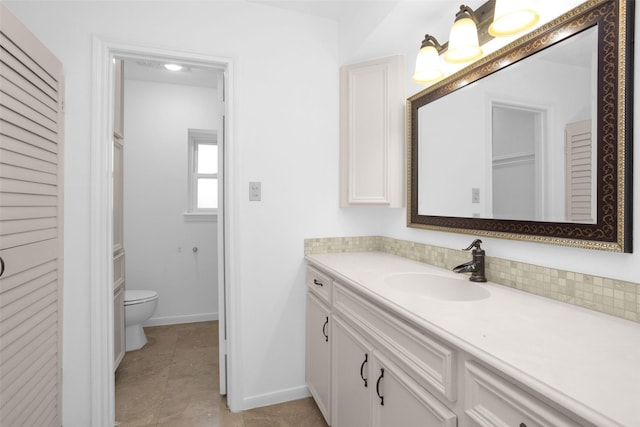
(472, 187, 480, 203)
(249, 181, 261, 201)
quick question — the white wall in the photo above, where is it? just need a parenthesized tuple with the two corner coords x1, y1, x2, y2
(123, 78, 218, 324)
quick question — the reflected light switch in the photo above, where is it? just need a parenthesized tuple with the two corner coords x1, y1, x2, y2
(472, 188, 480, 203)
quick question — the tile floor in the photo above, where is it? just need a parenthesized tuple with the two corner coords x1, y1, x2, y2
(115, 321, 328, 427)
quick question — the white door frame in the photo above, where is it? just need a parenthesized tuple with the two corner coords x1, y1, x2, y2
(90, 37, 241, 426)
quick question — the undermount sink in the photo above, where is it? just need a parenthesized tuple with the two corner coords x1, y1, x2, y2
(384, 273, 490, 301)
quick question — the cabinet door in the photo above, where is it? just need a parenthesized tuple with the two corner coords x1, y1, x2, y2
(372, 353, 457, 427)
(339, 55, 405, 207)
(113, 285, 125, 370)
(332, 316, 372, 427)
(306, 293, 331, 423)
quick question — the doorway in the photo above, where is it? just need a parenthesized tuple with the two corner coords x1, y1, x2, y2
(91, 38, 235, 426)
(491, 103, 544, 221)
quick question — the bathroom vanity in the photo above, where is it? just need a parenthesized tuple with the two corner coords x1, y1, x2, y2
(305, 251, 640, 427)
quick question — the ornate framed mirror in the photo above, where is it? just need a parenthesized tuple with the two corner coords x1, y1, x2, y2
(407, 0, 633, 252)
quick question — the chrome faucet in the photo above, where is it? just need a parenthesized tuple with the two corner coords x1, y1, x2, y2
(453, 239, 487, 282)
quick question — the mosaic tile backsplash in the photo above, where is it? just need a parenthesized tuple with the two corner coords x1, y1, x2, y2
(304, 236, 640, 323)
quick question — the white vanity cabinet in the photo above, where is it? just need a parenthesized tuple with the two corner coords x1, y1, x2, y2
(304, 253, 611, 427)
(305, 267, 332, 423)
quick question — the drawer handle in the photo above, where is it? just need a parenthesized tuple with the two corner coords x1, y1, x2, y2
(360, 354, 368, 387)
(0, 256, 4, 278)
(322, 317, 329, 342)
(313, 279, 324, 287)
(376, 368, 384, 406)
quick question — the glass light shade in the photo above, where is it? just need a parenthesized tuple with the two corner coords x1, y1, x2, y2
(444, 17, 482, 64)
(413, 45, 444, 83)
(489, 0, 540, 37)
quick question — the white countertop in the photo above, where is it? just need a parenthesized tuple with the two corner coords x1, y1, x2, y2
(306, 251, 640, 427)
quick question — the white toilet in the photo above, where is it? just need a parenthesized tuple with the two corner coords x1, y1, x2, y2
(124, 290, 159, 351)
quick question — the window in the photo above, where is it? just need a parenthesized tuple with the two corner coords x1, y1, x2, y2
(187, 129, 218, 219)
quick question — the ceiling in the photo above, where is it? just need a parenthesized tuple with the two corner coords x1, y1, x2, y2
(248, 0, 396, 25)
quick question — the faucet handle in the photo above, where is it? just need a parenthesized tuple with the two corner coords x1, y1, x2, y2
(462, 239, 483, 251)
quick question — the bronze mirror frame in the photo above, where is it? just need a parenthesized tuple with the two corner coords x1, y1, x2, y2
(407, 0, 633, 253)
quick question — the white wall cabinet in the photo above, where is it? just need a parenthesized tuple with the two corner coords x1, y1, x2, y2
(113, 58, 125, 370)
(339, 55, 405, 207)
(306, 263, 593, 427)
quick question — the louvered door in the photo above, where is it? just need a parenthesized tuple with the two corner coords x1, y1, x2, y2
(0, 5, 64, 427)
(565, 120, 593, 223)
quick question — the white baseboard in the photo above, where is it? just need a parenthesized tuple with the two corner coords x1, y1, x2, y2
(242, 385, 311, 410)
(144, 312, 218, 327)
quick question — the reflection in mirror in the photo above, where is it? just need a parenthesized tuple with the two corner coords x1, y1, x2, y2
(418, 27, 597, 223)
(407, 0, 633, 252)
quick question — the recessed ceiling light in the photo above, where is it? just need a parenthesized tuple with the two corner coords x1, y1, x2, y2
(164, 63, 183, 71)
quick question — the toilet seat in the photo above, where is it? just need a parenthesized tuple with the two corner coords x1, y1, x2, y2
(124, 290, 158, 306)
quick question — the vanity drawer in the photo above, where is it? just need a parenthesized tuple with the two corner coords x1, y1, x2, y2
(465, 361, 584, 427)
(306, 266, 331, 303)
(333, 282, 457, 402)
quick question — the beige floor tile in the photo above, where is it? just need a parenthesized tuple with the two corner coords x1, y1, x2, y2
(242, 398, 328, 427)
(164, 373, 220, 400)
(115, 381, 166, 426)
(116, 321, 325, 427)
(157, 390, 222, 423)
(156, 409, 245, 427)
(116, 353, 173, 388)
(175, 326, 218, 350)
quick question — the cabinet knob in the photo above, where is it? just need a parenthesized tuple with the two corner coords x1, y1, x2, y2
(322, 317, 329, 342)
(376, 368, 384, 406)
(313, 279, 324, 287)
(519, 424, 527, 427)
(360, 354, 368, 387)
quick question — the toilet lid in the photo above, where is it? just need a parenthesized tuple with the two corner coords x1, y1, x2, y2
(124, 290, 158, 305)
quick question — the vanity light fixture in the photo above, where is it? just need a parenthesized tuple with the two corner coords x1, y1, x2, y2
(489, 0, 540, 37)
(413, 0, 540, 84)
(412, 34, 445, 83)
(444, 5, 483, 64)
(164, 63, 183, 71)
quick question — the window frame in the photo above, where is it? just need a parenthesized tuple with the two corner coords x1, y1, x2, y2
(186, 129, 218, 220)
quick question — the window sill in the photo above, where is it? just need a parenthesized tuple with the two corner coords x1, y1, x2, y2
(183, 212, 217, 222)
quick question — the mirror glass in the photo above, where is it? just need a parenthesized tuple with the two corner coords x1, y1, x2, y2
(407, 0, 632, 252)
(418, 27, 597, 223)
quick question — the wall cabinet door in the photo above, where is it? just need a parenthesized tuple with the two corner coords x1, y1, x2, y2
(112, 58, 125, 370)
(332, 316, 372, 427)
(339, 55, 405, 207)
(372, 353, 457, 427)
(113, 284, 125, 369)
(306, 293, 331, 423)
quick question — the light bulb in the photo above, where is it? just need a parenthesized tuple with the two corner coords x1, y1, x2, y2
(489, 0, 540, 37)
